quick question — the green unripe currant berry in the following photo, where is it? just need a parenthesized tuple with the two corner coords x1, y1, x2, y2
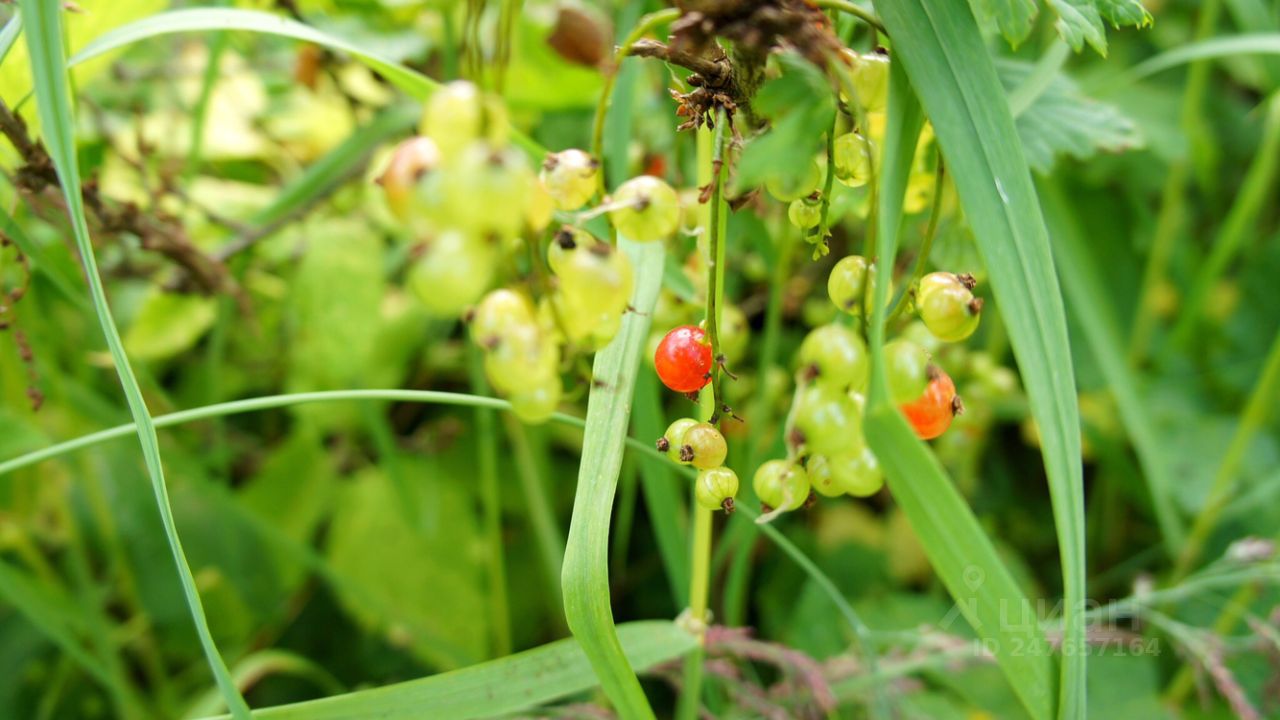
(832, 132, 874, 188)
(827, 255, 880, 316)
(483, 323, 559, 395)
(829, 446, 884, 497)
(445, 143, 534, 242)
(526, 179, 555, 232)
(798, 323, 869, 391)
(541, 149, 600, 211)
(378, 136, 441, 222)
(916, 272, 982, 342)
(765, 156, 823, 202)
(508, 379, 562, 424)
(409, 230, 496, 317)
(883, 339, 930, 403)
(469, 288, 535, 344)
(807, 454, 845, 498)
(788, 196, 822, 229)
(658, 418, 699, 463)
(753, 460, 811, 512)
(421, 81, 509, 154)
(608, 176, 681, 242)
(682, 422, 728, 470)
(695, 466, 740, 512)
(848, 52, 890, 112)
(793, 384, 861, 458)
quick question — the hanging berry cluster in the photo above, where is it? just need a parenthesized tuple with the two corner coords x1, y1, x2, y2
(376, 81, 683, 424)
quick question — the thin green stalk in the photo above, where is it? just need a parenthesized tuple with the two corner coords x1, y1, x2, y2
(1128, 0, 1224, 366)
(1008, 38, 1070, 118)
(676, 508, 713, 720)
(1165, 93, 1280, 353)
(15, 2, 250, 716)
(812, 0, 887, 34)
(503, 417, 565, 615)
(886, 155, 944, 322)
(1174, 330, 1280, 578)
(183, 28, 228, 182)
(1164, 582, 1259, 703)
(590, 8, 681, 192)
(679, 111, 728, 720)
(468, 351, 512, 658)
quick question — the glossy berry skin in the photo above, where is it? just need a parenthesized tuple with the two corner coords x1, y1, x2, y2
(883, 339, 930, 404)
(833, 133, 873, 188)
(793, 384, 861, 458)
(788, 197, 821, 229)
(541, 149, 600, 211)
(654, 325, 712, 393)
(683, 422, 728, 470)
(917, 272, 982, 342)
(765, 157, 823, 202)
(806, 454, 844, 498)
(829, 446, 884, 496)
(798, 324, 869, 391)
(899, 367, 958, 440)
(379, 137, 440, 221)
(609, 176, 680, 242)
(696, 467, 740, 511)
(660, 418, 699, 463)
(753, 460, 810, 512)
(827, 255, 873, 316)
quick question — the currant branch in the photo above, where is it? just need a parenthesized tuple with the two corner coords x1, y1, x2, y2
(704, 109, 731, 425)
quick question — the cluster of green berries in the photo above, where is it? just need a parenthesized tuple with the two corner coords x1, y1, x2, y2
(377, 81, 687, 424)
(659, 419, 738, 512)
(772, 51, 939, 255)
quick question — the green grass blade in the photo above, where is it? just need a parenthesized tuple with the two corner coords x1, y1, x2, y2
(878, 2, 1088, 716)
(16, 2, 250, 716)
(197, 621, 691, 720)
(561, 238, 665, 719)
(1120, 33, 1280, 82)
(66, 7, 542, 157)
(184, 650, 344, 719)
(0, 12, 21, 63)
(1038, 179, 1184, 550)
(861, 31, 1057, 720)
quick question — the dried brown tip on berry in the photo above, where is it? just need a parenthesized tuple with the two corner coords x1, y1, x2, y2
(787, 428, 806, 449)
(656, 437, 670, 452)
(760, 502, 774, 514)
(587, 241, 612, 257)
(926, 363, 943, 381)
(951, 395, 965, 417)
(803, 490, 818, 509)
(587, 157, 601, 169)
(683, 390, 701, 403)
(801, 363, 821, 382)
(554, 228, 578, 249)
(542, 154, 559, 172)
(721, 497, 735, 514)
(633, 195, 651, 212)
(462, 307, 477, 324)
(968, 298, 984, 315)
(956, 273, 977, 290)
(679, 445, 695, 463)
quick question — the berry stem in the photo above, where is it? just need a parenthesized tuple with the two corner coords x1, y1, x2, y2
(703, 109, 730, 421)
(887, 153, 945, 322)
(815, 112, 838, 253)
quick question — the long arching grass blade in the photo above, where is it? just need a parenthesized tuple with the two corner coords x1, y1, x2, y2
(15, 1, 250, 716)
(561, 238, 667, 719)
(860, 54, 1055, 720)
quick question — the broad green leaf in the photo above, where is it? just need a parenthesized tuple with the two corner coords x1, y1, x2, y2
(124, 290, 218, 361)
(561, 238, 665, 719)
(200, 621, 693, 720)
(999, 60, 1143, 172)
(1038, 180, 1183, 549)
(325, 465, 487, 669)
(1045, 0, 1107, 54)
(860, 52, 1054, 720)
(16, 1, 250, 716)
(876, 1, 1087, 717)
(970, 0, 1039, 48)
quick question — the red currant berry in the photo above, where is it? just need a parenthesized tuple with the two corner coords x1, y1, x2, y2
(654, 325, 712, 393)
(899, 366, 959, 440)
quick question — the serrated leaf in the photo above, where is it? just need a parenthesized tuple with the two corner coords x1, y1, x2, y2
(970, 0, 1039, 48)
(1096, 0, 1152, 28)
(1045, 0, 1108, 54)
(1000, 60, 1143, 172)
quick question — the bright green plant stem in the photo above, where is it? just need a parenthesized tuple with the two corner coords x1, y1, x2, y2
(561, 238, 666, 720)
(1128, 0, 1223, 366)
(1174, 329, 1280, 578)
(467, 354, 512, 658)
(678, 111, 729, 720)
(590, 8, 681, 192)
(16, 1, 251, 717)
(812, 0, 887, 34)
